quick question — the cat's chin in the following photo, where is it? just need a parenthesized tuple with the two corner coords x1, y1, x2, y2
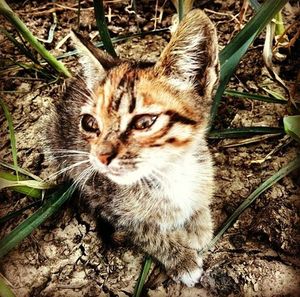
(106, 171, 143, 186)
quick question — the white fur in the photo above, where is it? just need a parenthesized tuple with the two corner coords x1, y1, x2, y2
(173, 35, 205, 79)
(149, 144, 213, 231)
(177, 255, 203, 287)
(179, 266, 203, 287)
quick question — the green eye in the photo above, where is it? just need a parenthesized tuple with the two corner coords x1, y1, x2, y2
(133, 114, 158, 130)
(80, 114, 100, 134)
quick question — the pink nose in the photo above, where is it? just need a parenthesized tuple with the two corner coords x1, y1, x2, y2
(98, 154, 111, 165)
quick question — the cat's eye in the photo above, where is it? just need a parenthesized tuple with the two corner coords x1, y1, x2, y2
(80, 114, 100, 134)
(132, 114, 158, 130)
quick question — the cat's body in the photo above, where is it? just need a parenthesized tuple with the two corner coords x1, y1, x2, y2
(44, 9, 219, 287)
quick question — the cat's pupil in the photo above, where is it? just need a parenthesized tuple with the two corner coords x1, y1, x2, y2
(81, 114, 99, 134)
(133, 115, 157, 130)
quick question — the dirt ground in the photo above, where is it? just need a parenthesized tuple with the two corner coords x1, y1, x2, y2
(0, 1, 300, 297)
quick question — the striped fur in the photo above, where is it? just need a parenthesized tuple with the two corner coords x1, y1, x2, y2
(44, 9, 219, 287)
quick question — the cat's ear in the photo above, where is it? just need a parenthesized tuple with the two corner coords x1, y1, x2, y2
(70, 31, 119, 89)
(155, 9, 219, 97)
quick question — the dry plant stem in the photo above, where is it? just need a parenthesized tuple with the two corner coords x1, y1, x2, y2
(0, 0, 71, 78)
(219, 133, 283, 148)
(263, 19, 291, 102)
(239, 0, 249, 24)
(250, 135, 293, 164)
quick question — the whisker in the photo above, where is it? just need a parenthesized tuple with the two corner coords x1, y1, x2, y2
(46, 149, 90, 155)
(46, 159, 90, 181)
(75, 166, 94, 192)
(47, 154, 89, 161)
(69, 84, 95, 104)
(76, 74, 98, 99)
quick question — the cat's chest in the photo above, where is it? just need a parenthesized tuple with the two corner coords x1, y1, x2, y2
(86, 155, 212, 231)
(110, 168, 202, 230)
(146, 171, 199, 229)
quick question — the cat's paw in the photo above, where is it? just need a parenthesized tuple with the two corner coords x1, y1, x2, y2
(173, 256, 203, 287)
(178, 266, 203, 287)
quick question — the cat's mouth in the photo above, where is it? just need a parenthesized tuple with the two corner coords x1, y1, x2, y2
(89, 155, 143, 184)
(107, 167, 125, 176)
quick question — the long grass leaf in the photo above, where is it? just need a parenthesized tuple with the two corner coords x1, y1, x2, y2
(205, 155, 300, 251)
(283, 115, 300, 143)
(0, 171, 48, 198)
(208, 127, 284, 139)
(248, 0, 261, 11)
(0, 161, 43, 181)
(92, 0, 117, 57)
(133, 255, 152, 297)
(178, 0, 184, 21)
(210, 0, 288, 126)
(0, 200, 41, 225)
(0, 276, 15, 297)
(0, 178, 52, 190)
(224, 89, 287, 104)
(0, 0, 71, 77)
(0, 99, 18, 179)
(0, 184, 75, 258)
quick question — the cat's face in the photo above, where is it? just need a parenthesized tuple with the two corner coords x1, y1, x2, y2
(76, 63, 203, 185)
(47, 10, 219, 186)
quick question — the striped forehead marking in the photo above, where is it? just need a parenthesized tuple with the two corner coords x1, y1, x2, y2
(109, 70, 137, 114)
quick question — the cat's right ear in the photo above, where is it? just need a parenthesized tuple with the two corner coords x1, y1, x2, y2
(154, 10, 219, 98)
(70, 31, 119, 89)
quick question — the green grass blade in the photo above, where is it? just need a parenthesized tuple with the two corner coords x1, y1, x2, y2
(208, 127, 284, 139)
(284, 115, 300, 143)
(0, 171, 49, 198)
(0, 0, 71, 77)
(133, 255, 152, 297)
(92, 0, 117, 57)
(248, 0, 261, 11)
(0, 99, 18, 179)
(205, 155, 300, 251)
(0, 161, 43, 181)
(224, 89, 288, 104)
(210, 0, 288, 126)
(0, 277, 15, 297)
(178, 0, 184, 21)
(0, 184, 75, 258)
(0, 200, 41, 225)
(0, 178, 52, 190)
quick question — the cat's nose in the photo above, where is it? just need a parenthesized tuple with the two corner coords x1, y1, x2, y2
(96, 141, 118, 165)
(98, 153, 113, 165)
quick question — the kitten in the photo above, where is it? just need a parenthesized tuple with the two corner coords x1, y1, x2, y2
(44, 9, 219, 287)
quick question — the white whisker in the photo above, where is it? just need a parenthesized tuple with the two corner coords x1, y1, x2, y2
(46, 159, 90, 181)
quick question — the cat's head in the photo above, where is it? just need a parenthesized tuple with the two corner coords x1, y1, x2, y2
(47, 9, 219, 186)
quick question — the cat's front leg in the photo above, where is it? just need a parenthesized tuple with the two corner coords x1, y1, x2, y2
(177, 208, 214, 286)
(131, 210, 213, 287)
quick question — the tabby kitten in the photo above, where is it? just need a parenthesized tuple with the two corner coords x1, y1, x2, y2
(45, 9, 219, 287)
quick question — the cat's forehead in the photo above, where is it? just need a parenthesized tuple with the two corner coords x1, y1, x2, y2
(89, 62, 194, 117)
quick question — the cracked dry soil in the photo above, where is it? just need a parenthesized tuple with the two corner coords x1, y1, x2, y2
(0, 1, 300, 296)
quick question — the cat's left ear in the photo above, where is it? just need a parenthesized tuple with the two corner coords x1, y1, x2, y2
(155, 9, 219, 98)
(70, 31, 119, 89)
